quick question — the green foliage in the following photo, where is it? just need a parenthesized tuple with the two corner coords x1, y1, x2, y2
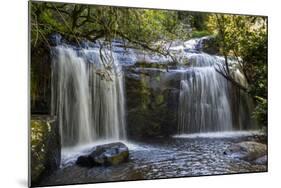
(178, 11, 209, 31)
(252, 96, 267, 127)
(245, 33, 267, 126)
(31, 2, 190, 49)
(191, 30, 211, 38)
(207, 14, 267, 126)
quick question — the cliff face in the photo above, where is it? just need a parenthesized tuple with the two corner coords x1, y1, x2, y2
(125, 66, 180, 138)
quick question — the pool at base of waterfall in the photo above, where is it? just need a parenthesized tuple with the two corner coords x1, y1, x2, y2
(37, 131, 267, 186)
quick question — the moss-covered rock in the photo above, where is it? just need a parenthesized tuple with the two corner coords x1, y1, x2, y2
(31, 116, 60, 185)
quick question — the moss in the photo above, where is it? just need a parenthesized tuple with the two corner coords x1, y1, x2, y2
(155, 94, 164, 105)
(139, 75, 151, 110)
(31, 120, 50, 183)
(107, 151, 129, 165)
(30, 117, 60, 185)
(191, 30, 211, 38)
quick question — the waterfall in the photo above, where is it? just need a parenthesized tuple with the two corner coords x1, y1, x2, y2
(177, 38, 257, 134)
(51, 45, 126, 148)
(178, 65, 233, 133)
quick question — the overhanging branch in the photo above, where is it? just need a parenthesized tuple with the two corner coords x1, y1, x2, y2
(215, 66, 248, 92)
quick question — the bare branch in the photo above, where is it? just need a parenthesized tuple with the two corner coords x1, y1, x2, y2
(215, 66, 247, 91)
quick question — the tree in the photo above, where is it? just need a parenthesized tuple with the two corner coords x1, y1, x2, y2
(30, 2, 190, 61)
(208, 14, 267, 126)
(30, 1, 193, 106)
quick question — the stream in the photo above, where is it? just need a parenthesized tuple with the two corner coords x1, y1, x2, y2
(39, 131, 266, 186)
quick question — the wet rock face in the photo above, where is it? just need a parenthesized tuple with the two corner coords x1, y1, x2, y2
(200, 36, 220, 55)
(224, 141, 267, 164)
(125, 66, 180, 138)
(76, 142, 129, 167)
(31, 46, 52, 114)
(48, 33, 62, 46)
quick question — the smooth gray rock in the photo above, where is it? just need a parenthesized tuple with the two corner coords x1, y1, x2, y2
(254, 155, 268, 165)
(76, 142, 129, 167)
(224, 141, 267, 163)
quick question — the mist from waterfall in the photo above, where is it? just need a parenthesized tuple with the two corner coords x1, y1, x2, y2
(51, 45, 126, 148)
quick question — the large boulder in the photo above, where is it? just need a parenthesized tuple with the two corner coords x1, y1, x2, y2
(224, 141, 267, 164)
(76, 142, 129, 167)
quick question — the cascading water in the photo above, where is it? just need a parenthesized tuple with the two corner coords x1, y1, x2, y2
(177, 38, 257, 134)
(49, 36, 257, 166)
(178, 58, 233, 133)
(51, 44, 126, 148)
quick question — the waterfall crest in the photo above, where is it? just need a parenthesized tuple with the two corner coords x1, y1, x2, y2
(51, 45, 126, 148)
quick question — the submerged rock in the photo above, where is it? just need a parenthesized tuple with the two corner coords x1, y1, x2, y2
(254, 155, 268, 165)
(76, 142, 129, 167)
(224, 141, 267, 164)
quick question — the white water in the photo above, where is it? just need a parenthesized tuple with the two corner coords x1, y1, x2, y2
(177, 37, 257, 134)
(173, 130, 263, 139)
(178, 66, 233, 133)
(51, 45, 126, 149)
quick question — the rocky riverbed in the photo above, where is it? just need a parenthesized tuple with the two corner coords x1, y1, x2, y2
(36, 131, 267, 187)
